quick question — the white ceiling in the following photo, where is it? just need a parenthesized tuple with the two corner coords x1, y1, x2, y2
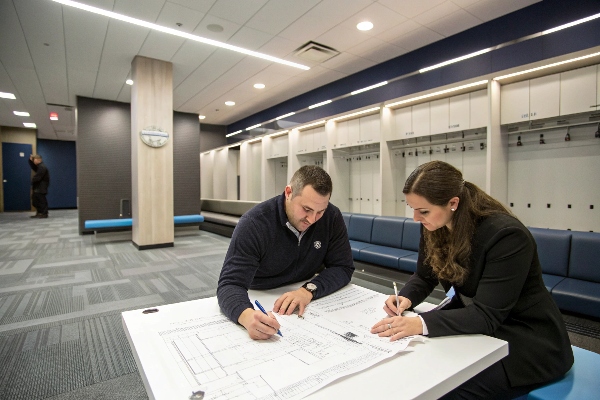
(0, 0, 540, 141)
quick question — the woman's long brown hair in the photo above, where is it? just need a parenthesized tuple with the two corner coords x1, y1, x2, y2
(403, 161, 511, 284)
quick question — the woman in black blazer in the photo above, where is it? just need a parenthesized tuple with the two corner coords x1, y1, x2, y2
(371, 160, 573, 399)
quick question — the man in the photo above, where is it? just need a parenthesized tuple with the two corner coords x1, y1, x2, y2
(28, 154, 50, 218)
(217, 165, 354, 340)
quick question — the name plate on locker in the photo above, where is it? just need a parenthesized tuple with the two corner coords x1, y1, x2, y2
(140, 126, 169, 148)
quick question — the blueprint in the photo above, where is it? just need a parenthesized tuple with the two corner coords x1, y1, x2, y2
(157, 285, 423, 400)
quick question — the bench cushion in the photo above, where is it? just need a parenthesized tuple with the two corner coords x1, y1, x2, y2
(347, 214, 375, 243)
(359, 245, 414, 270)
(568, 231, 600, 282)
(85, 218, 132, 229)
(370, 216, 406, 248)
(401, 220, 421, 252)
(398, 253, 419, 273)
(551, 278, 600, 319)
(529, 228, 571, 276)
(173, 215, 204, 224)
(527, 346, 600, 400)
(349, 240, 372, 259)
(541, 274, 565, 292)
(201, 211, 240, 227)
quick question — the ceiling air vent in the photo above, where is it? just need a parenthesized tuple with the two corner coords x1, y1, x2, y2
(293, 41, 339, 63)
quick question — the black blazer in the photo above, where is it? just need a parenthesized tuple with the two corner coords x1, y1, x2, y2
(399, 213, 573, 387)
(29, 160, 50, 194)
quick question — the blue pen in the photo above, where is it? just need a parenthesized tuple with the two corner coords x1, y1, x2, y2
(254, 300, 283, 337)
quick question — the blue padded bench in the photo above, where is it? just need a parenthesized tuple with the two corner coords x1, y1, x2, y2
(345, 214, 421, 274)
(85, 215, 204, 230)
(528, 228, 570, 292)
(527, 346, 600, 399)
(551, 231, 600, 319)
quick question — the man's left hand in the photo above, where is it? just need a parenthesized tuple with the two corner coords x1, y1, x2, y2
(273, 288, 313, 317)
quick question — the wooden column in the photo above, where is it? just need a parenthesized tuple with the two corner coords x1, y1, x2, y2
(131, 56, 174, 249)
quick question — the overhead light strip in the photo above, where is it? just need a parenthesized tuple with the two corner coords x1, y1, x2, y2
(329, 107, 380, 122)
(0, 92, 16, 99)
(308, 100, 331, 109)
(542, 12, 600, 35)
(13, 111, 30, 116)
(419, 49, 492, 73)
(226, 130, 242, 138)
(269, 130, 289, 138)
(52, 0, 310, 70)
(247, 138, 262, 144)
(385, 80, 488, 108)
(275, 112, 295, 120)
(350, 81, 388, 95)
(23, 122, 37, 128)
(493, 51, 600, 80)
(245, 124, 261, 131)
(296, 120, 326, 130)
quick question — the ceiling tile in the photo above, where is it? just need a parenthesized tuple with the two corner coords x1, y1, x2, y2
(258, 36, 304, 59)
(155, 1, 206, 32)
(340, 1, 407, 35)
(425, 9, 482, 37)
(193, 14, 241, 42)
(377, 0, 446, 19)
(0, 1, 35, 71)
(375, 19, 422, 43)
(347, 38, 408, 64)
(414, 1, 461, 26)
(321, 52, 376, 76)
(451, 0, 481, 7)
(227, 26, 274, 50)
(167, 0, 217, 14)
(389, 26, 444, 52)
(315, 26, 370, 52)
(245, 0, 320, 36)
(208, 0, 269, 25)
(114, 0, 165, 21)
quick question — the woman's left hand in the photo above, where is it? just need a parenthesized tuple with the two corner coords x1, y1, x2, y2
(371, 316, 423, 341)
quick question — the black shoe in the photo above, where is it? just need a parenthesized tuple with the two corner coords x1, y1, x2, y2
(30, 214, 40, 218)
(38, 214, 48, 218)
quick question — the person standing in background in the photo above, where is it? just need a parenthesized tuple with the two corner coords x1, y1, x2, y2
(28, 154, 50, 218)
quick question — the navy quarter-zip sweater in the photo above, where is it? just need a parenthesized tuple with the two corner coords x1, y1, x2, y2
(217, 193, 354, 323)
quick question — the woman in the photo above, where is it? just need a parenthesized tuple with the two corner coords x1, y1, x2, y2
(371, 161, 573, 399)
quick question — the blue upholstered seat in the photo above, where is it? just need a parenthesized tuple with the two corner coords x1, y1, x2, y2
(527, 346, 600, 400)
(84, 215, 204, 230)
(359, 246, 414, 269)
(529, 227, 572, 292)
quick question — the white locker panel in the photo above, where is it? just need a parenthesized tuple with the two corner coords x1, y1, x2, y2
(560, 65, 597, 116)
(336, 121, 349, 148)
(360, 155, 374, 214)
(200, 152, 214, 199)
(430, 98, 449, 135)
(272, 135, 288, 158)
(404, 149, 418, 218)
(372, 153, 382, 215)
(213, 149, 228, 199)
(448, 93, 470, 132)
(226, 150, 239, 200)
(412, 102, 430, 138)
(500, 80, 529, 124)
(314, 126, 327, 151)
(350, 156, 361, 213)
(392, 151, 407, 216)
(597, 65, 600, 110)
(248, 143, 262, 201)
(462, 140, 486, 191)
(445, 142, 462, 172)
(394, 106, 413, 140)
(274, 160, 288, 197)
(360, 113, 381, 144)
(469, 90, 488, 129)
(348, 118, 361, 146)
(430, 144, 446, 162)
(529, 74, 560, 120)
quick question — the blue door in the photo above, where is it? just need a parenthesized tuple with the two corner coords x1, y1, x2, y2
(2, 143, 33, 211)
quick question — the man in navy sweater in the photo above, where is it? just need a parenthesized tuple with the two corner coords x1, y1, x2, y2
(217, 165, 354, 340)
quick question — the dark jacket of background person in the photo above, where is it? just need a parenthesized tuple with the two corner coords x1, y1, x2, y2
(400, 213, 573, 387)
(217, 193, 354, 323)
(29, 159, 50, 194)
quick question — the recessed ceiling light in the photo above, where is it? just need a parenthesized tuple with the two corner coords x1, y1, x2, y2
(357, 21, 373, 31)
(225, 101, 235, 106)
(0, 92, 16, 99)
(52, 0, 310, 70)
(13, 111, 30, 117)
(199, 115, 206, 120)
(253, 83, 265, 89)
(23, 122, 37, 128)
(126, 79, 133, 85)
(207, 24, 224, 32)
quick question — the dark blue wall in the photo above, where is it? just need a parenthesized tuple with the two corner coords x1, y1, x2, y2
(36, 139, 77, 209)
(228, 0, 600, 137)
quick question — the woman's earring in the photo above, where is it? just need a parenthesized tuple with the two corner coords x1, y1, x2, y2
(451, 208, 455, 212)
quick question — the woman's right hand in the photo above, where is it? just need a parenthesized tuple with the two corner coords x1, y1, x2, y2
(384, 295, 412, 316)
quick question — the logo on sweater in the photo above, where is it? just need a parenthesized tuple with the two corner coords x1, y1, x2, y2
(314, 241, 321, 249)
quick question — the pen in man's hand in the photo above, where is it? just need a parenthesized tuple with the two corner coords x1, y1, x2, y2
(254, 300, 283, 337)
(393, 282, 400, 316)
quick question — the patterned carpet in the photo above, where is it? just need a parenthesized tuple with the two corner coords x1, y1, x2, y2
(0, 210, 230, 400)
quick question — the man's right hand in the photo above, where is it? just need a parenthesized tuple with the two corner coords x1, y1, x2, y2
(238, 308, 281, 340)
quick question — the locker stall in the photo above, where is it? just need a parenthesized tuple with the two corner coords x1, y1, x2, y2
(263, 133, 289, 200)
(240, 140, 262, 201)
(200, 151, 214, 199)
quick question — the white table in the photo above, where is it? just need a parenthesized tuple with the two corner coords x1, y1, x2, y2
(123, 284, 507, 400)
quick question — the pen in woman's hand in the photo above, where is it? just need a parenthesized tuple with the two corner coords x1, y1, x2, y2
(254, 300, 283, 337)
(393, 282, 400, 316)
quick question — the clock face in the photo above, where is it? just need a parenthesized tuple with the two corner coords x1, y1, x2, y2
(140, 126, 169, 148)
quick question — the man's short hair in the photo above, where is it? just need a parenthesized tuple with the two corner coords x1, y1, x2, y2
(33, 154, 42, 160)
(289, 165, 332, 198)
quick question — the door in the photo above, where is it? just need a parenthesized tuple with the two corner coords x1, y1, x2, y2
(2, 143, 33, 211)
